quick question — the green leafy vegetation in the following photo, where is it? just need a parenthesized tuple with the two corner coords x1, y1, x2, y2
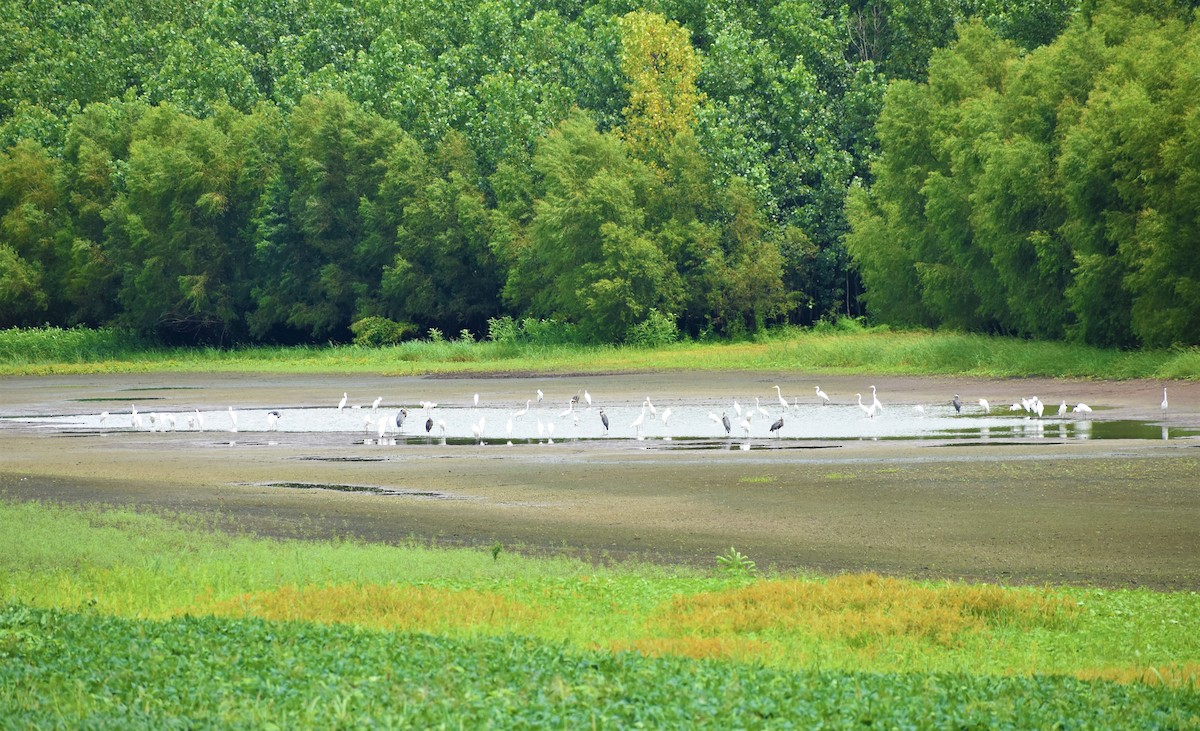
(2, 498, 1198, 726)
(3, 325, 1198, 379)
(0, 0, 1083, 348)
(848, 0, 1200, 348)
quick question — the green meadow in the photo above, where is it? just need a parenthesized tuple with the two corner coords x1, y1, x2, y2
(2, 499, 1197, 727)
(3, 325, 1199, 379)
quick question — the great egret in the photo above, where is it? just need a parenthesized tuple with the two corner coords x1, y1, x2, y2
(978, 399, 990, 414)
(194, 409, 204, 431)
(774, 385, 789, 409)
(536, 389, 544, 403)
(914, 404, 926, 415)
(473, 393, 480, 407)
(1073, 403, 1092, 413)
(814, 386, 831, 405)
(1058, 400, 1067, 417)
(660, 407, 672, 426)
(856, 393, 876, 418)
(631, 406, 647, 437)
(228, 406, 238, 432)
(599, 408, 609, 432)
(755, 397, 770, 418)
(870, 385, 884, 414)
(1033, 398, 1045, 418)
(644, 397, 656, 417)
(1162, 387, 1169, 411)
(267, 410, 280, 431)
(338, 393, 347, 412)
(952, 395, 962, 414)
(372, 397, 382, 411)
(514, 400, 531, 418)
(99, 411, 109, 424)
(584, 390, 592, 407)
(769, 416, 784, 437)
(733, 399, 742, 417)
(559, 401, 574, 418)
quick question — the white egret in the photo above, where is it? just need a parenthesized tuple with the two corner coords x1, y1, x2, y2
(372, 396, 382, 411)
(1058, 400, 1067, 417)
(1033, 398, 1045, 418)
(774, 385, 789, 409)
(165, 414, 177, 431)
(733, 399, 742, 417)
(377, 416, 388, 440)
(660, 407, 672, 426)
(338, 393, 347, 412)
(631, 406, 647, 438)
(99, 411, 109, 424)
(870, 385, 884, 414)
(978, 399, 990, 414)
(814, 386, 831, 405)
(584, 390, 592, 407)
(536, 389, 544, 403)
(740, 414, 753, 437)
(559, 401, 574, 418)
(755, 397, 770, 418)
(473, 393, 480, 407)
(914, 404, 926, 416)
(856, 393, 876, 419)
(228, 406, 238, 432)
(1073, 403, 1092, 413)
(1162, 387, 1168, 411)
(644, 397, 656, 417)
(267, 410, 280, 431)
(194, 409, 204, 431)
(514, 400, 531, 418)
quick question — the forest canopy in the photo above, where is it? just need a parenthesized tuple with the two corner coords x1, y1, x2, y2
(10, 0, 1186, 347)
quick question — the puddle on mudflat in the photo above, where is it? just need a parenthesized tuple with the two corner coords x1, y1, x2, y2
(13, 402, 1198, 448)
(257, 482, 471, 500)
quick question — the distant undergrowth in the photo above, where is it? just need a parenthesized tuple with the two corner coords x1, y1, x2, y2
(2, 325, 1198, 380)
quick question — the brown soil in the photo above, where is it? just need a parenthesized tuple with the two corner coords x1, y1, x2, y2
(3, 372, 1198, 590)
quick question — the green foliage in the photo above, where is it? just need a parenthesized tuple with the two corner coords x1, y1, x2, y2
(715, 547, 757, 577)
(349, 317, 416, 347)
(625, 309, 679, 347)
(849, 1, 1200, 347)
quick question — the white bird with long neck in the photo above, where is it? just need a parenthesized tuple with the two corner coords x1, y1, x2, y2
(338, 393, 347, 412)
(870, 385, 883, 414)
(228, 406, 238, 432)
(774, 385, 789, 410)
(1162, 387, 1168, 411)
(514, 400, 531, 419)
(814, 386, 831, 405)
(856, 393, 876, 418)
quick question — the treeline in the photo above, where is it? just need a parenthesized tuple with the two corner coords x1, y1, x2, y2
(848, 0, 1200, 348)
(0, 0, 1074, 344)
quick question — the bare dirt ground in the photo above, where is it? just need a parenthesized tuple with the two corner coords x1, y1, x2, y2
(2, 371, 1198, 590)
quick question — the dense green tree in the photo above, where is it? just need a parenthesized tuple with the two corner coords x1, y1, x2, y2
(0, 140, 64, 326)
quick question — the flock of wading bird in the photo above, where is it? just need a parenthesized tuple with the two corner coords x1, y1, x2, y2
(96, 385, 1173, 445)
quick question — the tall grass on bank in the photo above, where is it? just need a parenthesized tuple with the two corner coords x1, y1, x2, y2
(3, 325, 1198, 379)
(2, 498, 1197, 686)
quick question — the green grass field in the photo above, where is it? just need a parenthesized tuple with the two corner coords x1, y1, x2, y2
(3, 325, 1199, 379)
(2, 500, 1197, 727)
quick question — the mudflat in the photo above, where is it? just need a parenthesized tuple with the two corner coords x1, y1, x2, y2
(2, 372, 1198, 590)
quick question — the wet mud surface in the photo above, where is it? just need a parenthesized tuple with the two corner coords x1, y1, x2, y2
(3, 372, 1199, 590)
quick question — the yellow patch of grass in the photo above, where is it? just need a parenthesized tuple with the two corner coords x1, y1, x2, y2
(1076, 662, 1200, 689)
(652, 574, 1079, 647)
(207, 583, 541, 632)
(612, 636, 776, 662)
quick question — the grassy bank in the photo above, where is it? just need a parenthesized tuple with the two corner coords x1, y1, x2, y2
(3, 326, 1199, 380)
(2, 501, 1200, 720)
